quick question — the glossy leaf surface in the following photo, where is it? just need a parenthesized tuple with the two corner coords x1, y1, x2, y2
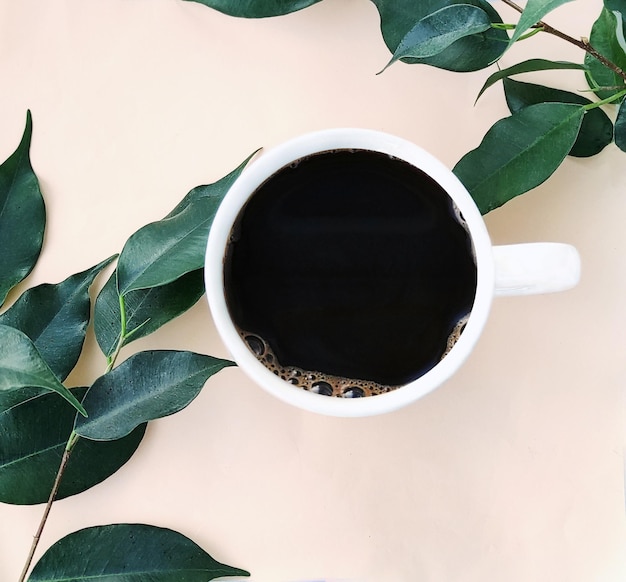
(475, 58, 587, 102)
(503, 78, 613, 157)
(94, 268, 205, 357)
(510, 0, 575, 44)
(381, 4, 491, 72)
(371, 0, 508, 72)
(585, 8, 626, 98)
(0, 324, 86, 416)
(183, 0, 321, 17)
(116, 153, 254, 296)
(615, 97, 626, 150)
(0, 256, 115, 380)
(453, 103, 584, 213)
(74, 350, 234, 441)
(0, 111, 45, 306)
(28, 523, 250, 581)
(0, 388, 145, 505)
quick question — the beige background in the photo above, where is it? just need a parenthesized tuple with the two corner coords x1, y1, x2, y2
(0, 1, 625, 580)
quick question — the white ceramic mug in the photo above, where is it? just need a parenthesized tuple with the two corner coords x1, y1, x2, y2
(205, 129, 580, 417)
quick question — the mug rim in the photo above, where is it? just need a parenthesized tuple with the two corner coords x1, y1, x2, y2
(205, 128, 495, 417)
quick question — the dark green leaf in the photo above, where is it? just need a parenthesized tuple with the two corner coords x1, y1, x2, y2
(453, 102, 584, 213)
(94, 269, 205, 358)
(0, 256, 115, 380)
(381, 4, 492, 72)
(183, 0, 321, 17)
(476, 59, 587, 102)
(0, 388, 145, 505)
(605, 0, 626, 14)
(510, 0, 575, 44)
(74, 351, 234, 441)
(503, 78, 613, 157)
(116, 152, 255, 296)
(371, 0, 508, 72)
(0, 111, 45, 306)
(615, 97, 626, 150)
(585, 8, 626, 98)
(28, 524, 250, 581)
(0, 324, 86, 416)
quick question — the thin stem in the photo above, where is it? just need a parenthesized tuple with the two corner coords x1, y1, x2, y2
(17, 433, 80, 582)
(500, 0, 626, 82)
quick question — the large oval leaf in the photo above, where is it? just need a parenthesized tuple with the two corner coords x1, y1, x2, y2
(0, 256, 115, 380)
(0, 388, 145, 505)
(453, 102, 585, 213)
(585, 8, 626, 98)
(371, 0, 508, 72)
(0, 111, 45, 306)
(28, 524, 250, 581)
(381, 3, 492, 72)
(509, 0, 576, 44)
(116, 153, 255, 296)
(183, 0, 321, 17)
(94, 269, 205, 358)
(74, 351, 234, 441)
(503, 78, 614, 157)
(0, 324, 86, 416)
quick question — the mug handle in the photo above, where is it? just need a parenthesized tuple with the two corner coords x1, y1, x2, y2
(492, 243, 581, 297)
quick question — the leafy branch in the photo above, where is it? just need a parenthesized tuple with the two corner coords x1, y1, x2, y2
(0, 112, 251, 581)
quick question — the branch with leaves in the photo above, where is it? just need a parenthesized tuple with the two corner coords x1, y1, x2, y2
(0, 112, 251, 582)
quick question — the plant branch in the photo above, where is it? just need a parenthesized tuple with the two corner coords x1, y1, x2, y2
(17, 433, 79, 582)
(500, 0, 626, 82)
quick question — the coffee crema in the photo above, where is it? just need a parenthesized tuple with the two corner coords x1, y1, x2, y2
(224, 149, 477, 397)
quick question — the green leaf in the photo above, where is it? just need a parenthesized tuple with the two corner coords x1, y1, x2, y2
(0, 256, 115, 380)
(510, 0, 576, 44)
(74, 351, 234, 441)
(453, 102, 585, 213)
(585, 8, 626, 98)
(0, 111, 45, 306)
(476, 58, 587, 102)
(0, 324, 86, 416)
(0, 388, 145, 505)
(116, 152, 255, 296)
(503, 78, 613, 157)
(614, 97, 626, 150)
(371, 0, 509, 72)
(183, 0, 321, 17)
(381, 4, 492, 72)
(94, 269, 205, 358)
(28, 523, 250, 581)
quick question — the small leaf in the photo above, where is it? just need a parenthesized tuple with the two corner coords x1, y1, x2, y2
(28, 523, 250, 581)
(453, 102, 584, 213)
(94, 269, 205, 358)
(0, 256, 115, 380)
(0, 111, 45, 306)
(585, 8, 626, 98)
(510, 0, 576, 44)
(503, 78, 613, 157)
(381, 4, 492, 72)
(614, 97, 626, 150)
(0, 324, 86, 416)
(74, 350, 234, 441)
(0, 388, 145, 505)
(183, 0, 321, 17)
(116, 152, 256, 296)
(476, 59, 587, 102)
(371, 0, 509, 72)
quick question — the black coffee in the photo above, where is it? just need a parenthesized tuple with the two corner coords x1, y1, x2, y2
(224, 149, 477, 397)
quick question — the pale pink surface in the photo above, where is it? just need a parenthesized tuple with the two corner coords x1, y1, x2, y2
(0, 1, 624, 581)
